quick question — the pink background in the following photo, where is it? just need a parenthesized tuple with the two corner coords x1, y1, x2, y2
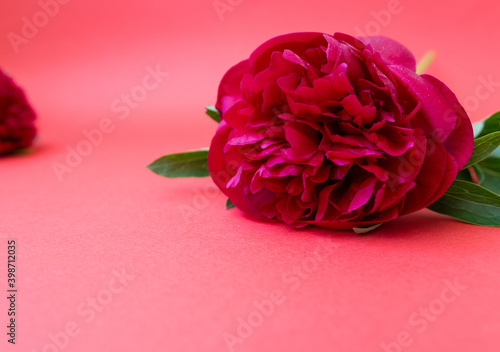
(1, 0, 500, 351)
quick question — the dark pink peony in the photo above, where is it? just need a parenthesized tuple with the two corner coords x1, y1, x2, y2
(0, 69, 37, 155)
(208, 32, 473, 230)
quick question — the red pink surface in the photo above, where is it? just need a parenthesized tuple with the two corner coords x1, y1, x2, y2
(1, 0, 500, 351)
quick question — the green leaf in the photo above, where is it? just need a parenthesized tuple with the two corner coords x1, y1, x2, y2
(476, 111, 500, 138)
(205, 105, 220, 123)
(463, 131, 500, 168)
(427, 179, 500, 227)
(147, 149, 210, 178)
(226, 198, 236, 209)
(478, 157, 500, 194)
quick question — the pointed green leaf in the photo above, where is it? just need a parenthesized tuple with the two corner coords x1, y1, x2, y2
(205, 105, 220, 123)
(226, 198, 236, 209)
(463, 131, 500, 169)
(147, 149, 210, 178)
(476, 111, 500, 138)
(427, 179, 500, 226)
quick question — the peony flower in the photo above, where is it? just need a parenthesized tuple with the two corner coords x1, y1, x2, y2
(207, 32, 474, 230)
(0, 69, 37, 155)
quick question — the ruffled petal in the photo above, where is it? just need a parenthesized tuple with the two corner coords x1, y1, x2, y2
(421, 74, 474, 169)
(358, 36, 416, 71)
(208, 32, 472, 230)
(249, 32, 326, 73)
(208, 121, 276, 217)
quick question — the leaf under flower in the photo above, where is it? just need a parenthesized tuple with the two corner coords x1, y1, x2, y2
(226, 198, 236, 209)
(427, 179, 500, 227)
(206, 105, 220, 123)
(464, 131, 500, 169)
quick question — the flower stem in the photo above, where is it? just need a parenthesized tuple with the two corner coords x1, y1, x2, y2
(416, 50, 436, 74)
